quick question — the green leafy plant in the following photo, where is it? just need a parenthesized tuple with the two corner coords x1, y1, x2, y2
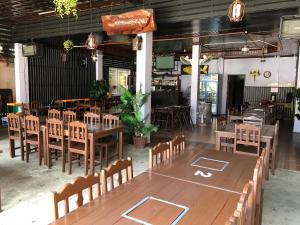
(119, 86, 158, 137)
(63, 39, 74, 52)
(53, 0, 78, 18)
(89, 80, 109, 100)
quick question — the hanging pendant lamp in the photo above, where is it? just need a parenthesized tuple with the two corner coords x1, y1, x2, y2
(228, 0, 245, 22)
(85, 32, 97, 49)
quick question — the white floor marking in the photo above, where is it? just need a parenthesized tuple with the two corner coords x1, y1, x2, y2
(194, 170, 212, 178)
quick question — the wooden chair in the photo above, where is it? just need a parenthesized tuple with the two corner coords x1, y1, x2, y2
(68, 121, 89, 175)
(101, 157, 133, 194)
(63, 110, 77, 123)
(170, 135, 185, 157)
(90, 106, 101, 115)
(260, 148, 269, 184)
(24, 115, 42, 165)
(7, 113, 24, 160)
(253, 158, 263, 225)
(234, 124, 261, 156)
(47, 118, 66, 172)
(243, 116, 263, 126)
(270, 120, 279, 175)
(216, 116, 234, 152)
(21, 103, 31, 116)
(149, 142, 171, 168)
(30, 101, 41, 116)
(52, 173, 100, 220)
(235, 181, 255, 225)
(97, 114, 120, 167)
(216, 116, 227, 130)
(48, 109, 61, 119)
(84, 112, 101, 125)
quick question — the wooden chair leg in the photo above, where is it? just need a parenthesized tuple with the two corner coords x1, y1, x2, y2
(20, 138, 25, 161)
(48, 148, 52, 169)
(9, 139, 15, 158)
(84, 154, 88, 176)
(38, 143, 42, 166)
(68, 152, 72, 175)
(26, 143, 30, 162)
(62, 150, 65, 172)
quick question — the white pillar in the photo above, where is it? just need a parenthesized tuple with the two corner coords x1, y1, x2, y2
(293, 45, 300, 133)
(190, 44, 201, 124)
(14, 43, 29, 103)
(136, 32, 153, 140)
(96, 50, 103, 80)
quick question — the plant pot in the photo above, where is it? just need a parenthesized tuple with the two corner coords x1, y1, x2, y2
(133, 136, 147, 149)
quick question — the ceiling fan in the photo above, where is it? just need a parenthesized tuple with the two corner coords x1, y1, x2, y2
(180, 54, 213, 65)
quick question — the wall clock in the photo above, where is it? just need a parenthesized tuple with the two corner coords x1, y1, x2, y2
(263, 71, 271, 78)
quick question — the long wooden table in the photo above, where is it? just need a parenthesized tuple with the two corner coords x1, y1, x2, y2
(50, 149, 258, 225)
(150, 149, 257, 193)
(41, 123, 123, 174)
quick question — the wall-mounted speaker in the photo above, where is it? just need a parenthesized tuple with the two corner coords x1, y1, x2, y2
(280, 15, 300, 39)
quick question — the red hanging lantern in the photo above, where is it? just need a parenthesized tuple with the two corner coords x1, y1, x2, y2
(85, 32, 97, 49)
(228, 0, 245, 22)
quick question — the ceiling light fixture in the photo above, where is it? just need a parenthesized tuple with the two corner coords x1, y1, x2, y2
(228, 0, 245, 22)
(38, 10, 55, 15)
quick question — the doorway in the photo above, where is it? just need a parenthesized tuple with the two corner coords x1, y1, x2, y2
(227, 75, 245, 111)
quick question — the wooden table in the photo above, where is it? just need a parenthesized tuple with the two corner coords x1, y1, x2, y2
(150, 149, 257, 193)
(50, 149, 258, 225)
(215, 123, 275, 178)
(41, 123, 123, 174)
(50, 172, 240, 225)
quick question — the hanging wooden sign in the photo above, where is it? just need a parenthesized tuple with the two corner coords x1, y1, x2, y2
(101, 9, 156, 35)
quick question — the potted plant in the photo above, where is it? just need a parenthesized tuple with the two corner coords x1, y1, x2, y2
(293, 88, 300, 120)
(89, 80, 109, 100)
(119, 87, 158, 148)
(53, 0, 78, 18)
(63, 39, 74, 52)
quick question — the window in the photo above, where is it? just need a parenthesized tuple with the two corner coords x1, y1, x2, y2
(109, 68, 130, 95)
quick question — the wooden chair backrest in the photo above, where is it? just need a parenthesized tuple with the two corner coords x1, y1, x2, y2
(63, 110, 77, 123)
(48, 109, 61, 120)
(90, 106, 101, 115)
(47, 118, 64, 140)
(68, 121, 88, 145)
(252, 158, 263, 207)
(30, 101, 40, 110)
(52, 173, 100, 220)
(235, 181, 255, 225)
(234, 123, 261, 156)
(243, 116, 263, 126)
(216, 116, 227, 130)
(24, 115, 40, 135)
(149, 142, 171, 168)
(7, 113, 22, 132)
(21, 103, 31, 115)
(84, 112, 101, 125)
(101, 157, 133, 194)
(170, 135, 185, 156)
(102, 114, 120, 125)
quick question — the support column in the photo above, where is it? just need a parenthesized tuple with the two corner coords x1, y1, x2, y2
(136, 32, 153, 140)
(95, 50, 103, 80)
(14, 43, 29, 103)
(190, 44, 201, 124)
(293, 44, 300, 133)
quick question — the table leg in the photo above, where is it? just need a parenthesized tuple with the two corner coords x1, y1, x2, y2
(215, 132, 220, 151)
(119, 130, 123, 159)
(89, 134, 95, 175)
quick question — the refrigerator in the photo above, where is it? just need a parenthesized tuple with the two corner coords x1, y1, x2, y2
(198, 74, 222, 115)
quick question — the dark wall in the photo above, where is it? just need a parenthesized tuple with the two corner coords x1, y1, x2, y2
(28, 46, 96, 105)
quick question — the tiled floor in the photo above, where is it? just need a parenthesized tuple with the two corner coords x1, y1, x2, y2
(0, 120, 300, 224)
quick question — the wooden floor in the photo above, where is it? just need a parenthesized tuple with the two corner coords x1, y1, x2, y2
(153, 119, 300, 172)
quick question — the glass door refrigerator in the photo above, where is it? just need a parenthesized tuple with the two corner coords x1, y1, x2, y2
(198, 74, 222, 115)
